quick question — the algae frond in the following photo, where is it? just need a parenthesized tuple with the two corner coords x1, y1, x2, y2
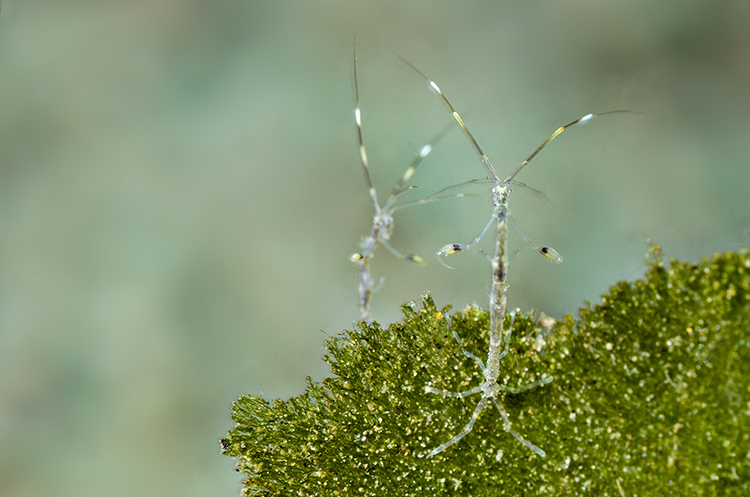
(222, 247, 750, 495)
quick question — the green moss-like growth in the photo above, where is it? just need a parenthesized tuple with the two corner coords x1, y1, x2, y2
(222, 247, 750, 496)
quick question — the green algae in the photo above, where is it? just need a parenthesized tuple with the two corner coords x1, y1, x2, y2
(222, 247, 750, 495)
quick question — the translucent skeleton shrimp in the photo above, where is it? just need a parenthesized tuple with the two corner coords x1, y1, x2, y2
(350, 42, 468, 322)
(393, 54, 627, 458)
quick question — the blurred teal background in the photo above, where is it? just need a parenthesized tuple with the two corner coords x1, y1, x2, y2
(0, 1, 748, 496)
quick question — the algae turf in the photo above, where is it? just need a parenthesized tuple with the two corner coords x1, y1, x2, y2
(221, 247, 750, 496)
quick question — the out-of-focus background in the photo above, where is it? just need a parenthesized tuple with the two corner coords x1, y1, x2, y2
(1, 1, 748, 495)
